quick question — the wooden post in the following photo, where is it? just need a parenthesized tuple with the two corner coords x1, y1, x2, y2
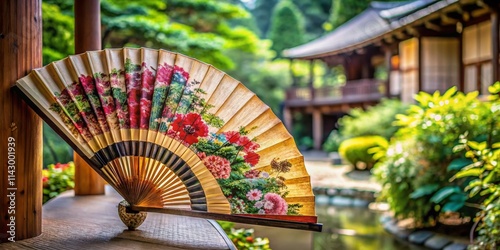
(0, 0, 43, 242)
(312, 109, 323, 150)
(283, 107, 293, 133)
(309, 60, 315, 100)
(384, 46, 393, 97)
(73, 0, 105, 195)
(289, 59, 297, 87)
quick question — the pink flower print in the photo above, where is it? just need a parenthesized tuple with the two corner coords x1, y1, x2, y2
(254, 201, 264, 209)
(244, 169, 261, 179)
(246, 189, 263, 201)
(263, 193, 288, 215)
(156, 63, 174, 86)
(203, 155, 231, 179)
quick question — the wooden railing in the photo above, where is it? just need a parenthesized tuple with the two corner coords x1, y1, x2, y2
(286, 79, 384, 103)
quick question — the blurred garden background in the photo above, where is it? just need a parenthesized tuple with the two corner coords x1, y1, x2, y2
(41, 0, 500, 249)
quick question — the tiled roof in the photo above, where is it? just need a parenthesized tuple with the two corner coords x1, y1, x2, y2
(283, 0, 457, 59)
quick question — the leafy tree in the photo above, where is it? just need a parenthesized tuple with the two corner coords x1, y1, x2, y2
(324, 0, 393, 31)
(251, 0, 280, 37)
(292, 0, 332, 40)
(224, 41, 291, 115)
(324, 0, 372, 31)
(101, 0, 259, 70)
(42, 0, 74, 64)
(268, 0, 305, 57)
(339, 99, 408, 140)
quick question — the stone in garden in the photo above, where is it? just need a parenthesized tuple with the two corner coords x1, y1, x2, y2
(383, 220, 412, 240)
(424, 235, 452, 249)
(326, 188, 337, 196)
(352, 198, 369, 207)
(315, 195, 330, 205)
(339, 188, 356, 197)
(408, 230, 434, 245)
(330, 196, 352, 206)
(443, 243, 468, 250)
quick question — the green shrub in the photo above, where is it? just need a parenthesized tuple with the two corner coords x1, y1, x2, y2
(323, 99, 406, 152)
(323, 130, 344, 152)
(339, 136, 388, 170)
(453, 82, 500, 247)
(338, 99, 407, 140)
(218, 221, 271, 249)
(42, 162, 75, 204)
(375, 86, 491, 227)
(373, 138, 438, 225)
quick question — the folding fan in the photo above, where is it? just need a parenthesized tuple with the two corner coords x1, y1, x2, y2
(14, 48, 321, 231)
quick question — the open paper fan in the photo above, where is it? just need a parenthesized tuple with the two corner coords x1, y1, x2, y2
(14, 47, 321, 231)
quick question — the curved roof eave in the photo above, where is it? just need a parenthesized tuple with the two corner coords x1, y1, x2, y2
(283, 0, 453, 60)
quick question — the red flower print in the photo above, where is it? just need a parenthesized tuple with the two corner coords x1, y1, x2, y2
(244, 151, 260, 166)
(161, 106, 174, 120)
(140, 99, 152, 129)
(79, 75, 94, 93)
(203, 155, 231, 179)
(140, 67, 155, 129)
(171, 113, 208, 145)
(244, 169, 260, 179)
(156, 63, 174, 85)
(237, 136, 260, 153)
(197, 152, 207, 160)
(127, 70, 142, 129)
(174, 65, 190, 80)
(224, 131, 241, 144)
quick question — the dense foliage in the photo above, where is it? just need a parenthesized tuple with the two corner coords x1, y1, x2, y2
(252, 0, 332, 41)
(323, 99, 407, 153)
(42, 162, 75, 203)
(218, 221, 271, 250)
(338, 136, 388, 170)
(324, 0, 373, 31)
(340, 99, 407, 140)
(374, 87, 492, 227)
(453, 83, 500, 248)
(268, 0, 305, 56)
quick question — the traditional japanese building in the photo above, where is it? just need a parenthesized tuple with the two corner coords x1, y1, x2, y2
(283, 0, 500, 149)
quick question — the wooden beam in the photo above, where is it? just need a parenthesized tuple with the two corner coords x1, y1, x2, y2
(458, 32, 465, 91)
(74, 0, 105, 195)
(424, 21, 442, 32)
(0, 0, 43, 242)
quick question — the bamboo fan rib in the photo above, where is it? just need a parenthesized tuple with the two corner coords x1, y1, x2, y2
(14, 47, 319, 230)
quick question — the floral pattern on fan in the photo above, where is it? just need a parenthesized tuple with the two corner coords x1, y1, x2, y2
(49, 61, 302, 215)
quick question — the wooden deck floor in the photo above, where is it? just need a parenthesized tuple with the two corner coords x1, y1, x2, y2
(3, 186, 234, 250)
